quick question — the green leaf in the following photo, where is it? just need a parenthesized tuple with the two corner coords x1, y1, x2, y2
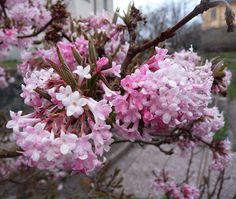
(88, 39, 97, 68)
(56, 46, 78, 91)
(87, 73, 99, 90)
(112, 8, 120, 24)
(160, 194, 169, 199)
(213, 119, 229, 142)
(72, 47, 83, 65)
(46, 58, 63, 77)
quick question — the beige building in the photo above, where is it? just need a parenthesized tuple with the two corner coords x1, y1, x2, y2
(67, 0, 114, 18)
(202, 0, 236, 30)
(201, 0, 236, 51)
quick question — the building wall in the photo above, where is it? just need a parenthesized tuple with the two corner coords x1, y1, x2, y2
(201, 2, 236, 51)
(202, 3, 236, 30)
(67, 0, 114, 18)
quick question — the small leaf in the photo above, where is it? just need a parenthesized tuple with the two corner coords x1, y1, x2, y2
(87, 73, 99, 90)
(88, 39, 97, 68)
(46, 58, 64, 78)
(34, 87, 51, 101)
(72, 47, 83, 65)
(56, 46, 78, 90)
(112, 8, 120, 24)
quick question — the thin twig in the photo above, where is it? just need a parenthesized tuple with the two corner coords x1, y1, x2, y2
(216, 169, 225, 199)
(17, 18, 55, 39)
(61, 31, 72, 42)
(184, 148, 194, 184)
(111, 139, 170, 146)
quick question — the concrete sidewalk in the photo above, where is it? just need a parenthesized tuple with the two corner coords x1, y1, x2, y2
(109, 145, 236, 199)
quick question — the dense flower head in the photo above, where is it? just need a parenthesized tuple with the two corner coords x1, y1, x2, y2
(7, 46, 120, 172)
(79, 11, 129, 64)
(15, 10, 129, 75)
(110, 47, 214, 140)
(18, 38, 89, 75)
(102, 47, 231, 170)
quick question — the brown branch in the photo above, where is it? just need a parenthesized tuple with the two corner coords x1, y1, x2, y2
(216, 169, 225, 199)
(0, 1, 11, 28)
(0, 142, 21, 158)
(121, 0, 233, 75)
(61, 31, 72, 42)
(17, 18, 55, 39)
(184, 148, 194, 184)
(111, 139, 170, 147)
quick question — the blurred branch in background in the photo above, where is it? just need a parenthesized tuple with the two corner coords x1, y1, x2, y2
(137, 0, 202, 51)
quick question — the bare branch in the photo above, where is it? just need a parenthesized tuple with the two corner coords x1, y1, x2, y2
(17, 18, 55, 39)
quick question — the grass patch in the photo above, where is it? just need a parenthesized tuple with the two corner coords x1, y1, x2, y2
(0, 60, 19, 69)
(202, 51, 236, 70)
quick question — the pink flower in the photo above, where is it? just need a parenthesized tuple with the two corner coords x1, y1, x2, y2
(87, 98, 112, 123)
(96, 57, 109, 71)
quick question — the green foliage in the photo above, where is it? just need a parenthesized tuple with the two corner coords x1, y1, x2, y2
(88, 39, 97, 68)
(56, 46, 78, 90)
(0, 60, 19, 68)
(213, 119, 229, 142)
(160, 195, 170, 199)
(72, 47, 83, 65)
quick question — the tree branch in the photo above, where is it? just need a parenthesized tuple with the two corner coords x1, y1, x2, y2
(17, 18, 55, 39)
(121, 0, 234, 75)
(0, 142, 21, 158)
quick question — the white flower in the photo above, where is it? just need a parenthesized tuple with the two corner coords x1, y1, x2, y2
(73, 65, 91, 79)
(66, 91, 87, 118)
(56, 85, 73, 106)
(55, 131, 78, 155)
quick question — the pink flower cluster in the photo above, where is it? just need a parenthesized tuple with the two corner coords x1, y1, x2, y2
(79, 12, 129, 64)
(7, 44, 231, 174)
(0, 0, 51, 58)
(7, 44, 124, 172)
(109, 48, 213, 140)
(18, 38, 88, 75)
(102, 48, 231, 170)
(154, 170, 200, 199)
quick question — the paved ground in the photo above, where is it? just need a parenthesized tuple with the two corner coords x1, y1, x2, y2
(109, 145, 236, 199)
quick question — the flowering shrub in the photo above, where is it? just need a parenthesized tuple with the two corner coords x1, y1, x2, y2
(1, 0, 235, 198)
(7, 44, 232, 174)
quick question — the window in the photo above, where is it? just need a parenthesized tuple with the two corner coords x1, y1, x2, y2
(211, 8, 217, 20)
(104, 0, 107, 10)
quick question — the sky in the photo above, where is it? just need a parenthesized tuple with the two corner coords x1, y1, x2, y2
(113, 0, 199, 12)
(113, 0, 166, 12)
